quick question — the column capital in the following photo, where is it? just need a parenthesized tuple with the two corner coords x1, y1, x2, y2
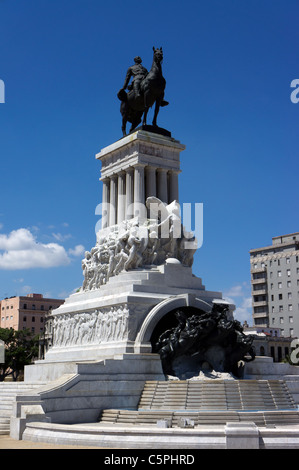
(133, 162, 147, 169)
(146, 165, 157, 173)
(100, 176, 111, 183)
(156, 167, 168, 173)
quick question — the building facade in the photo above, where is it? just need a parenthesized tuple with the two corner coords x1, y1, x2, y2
(250, 232, 299, 338)
(0, 293, 64, 335)
(243, 323, 293, 362)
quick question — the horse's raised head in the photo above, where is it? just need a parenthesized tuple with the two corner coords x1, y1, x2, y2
(153, 46, 163, 62)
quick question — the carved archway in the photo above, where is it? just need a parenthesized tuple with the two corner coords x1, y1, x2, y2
(134, 293, 212, 353)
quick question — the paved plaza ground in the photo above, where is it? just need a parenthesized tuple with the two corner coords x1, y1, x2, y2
(0, 435, 103, 449)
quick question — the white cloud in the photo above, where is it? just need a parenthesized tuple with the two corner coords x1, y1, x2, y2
(52, 232, 72, 242)
(223, 285, 244, 298)
(68, 244, 85, 257)
(223, 284, 253, 325)
(0, 228, 71, 270)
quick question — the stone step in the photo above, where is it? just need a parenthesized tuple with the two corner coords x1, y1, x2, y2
(138, 379, 297, 412)
(99, 408, 299, 427)
(0, 381, 47, 435)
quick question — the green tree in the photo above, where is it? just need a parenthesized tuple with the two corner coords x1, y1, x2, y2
(0, 328, 39, 381)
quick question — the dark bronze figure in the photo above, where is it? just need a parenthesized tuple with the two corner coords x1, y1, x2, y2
(117, 47, 169, 136)
(153, 304, 255, 378)
(122, 56, 148, 99)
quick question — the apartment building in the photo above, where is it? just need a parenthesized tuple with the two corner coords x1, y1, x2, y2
(0, 293, 64, 334)
(249, 232, 299, 338)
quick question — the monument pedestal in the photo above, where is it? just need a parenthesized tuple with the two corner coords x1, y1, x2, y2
(25, 261, 226, 382)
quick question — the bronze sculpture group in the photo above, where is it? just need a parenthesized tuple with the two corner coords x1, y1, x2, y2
(153, 304, 255, 378)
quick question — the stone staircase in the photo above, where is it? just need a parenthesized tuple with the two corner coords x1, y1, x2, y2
(138, 380, 296, 411)
(0, 382, 46, 435)
(99, 379, 299, 428)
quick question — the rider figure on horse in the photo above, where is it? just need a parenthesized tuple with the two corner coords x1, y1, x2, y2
(122, 56, 148, 98)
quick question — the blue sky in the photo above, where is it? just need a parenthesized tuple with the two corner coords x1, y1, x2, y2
(0, 0, 298, 325)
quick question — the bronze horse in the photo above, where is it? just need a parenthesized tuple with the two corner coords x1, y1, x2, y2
(117, 47, 169, 136)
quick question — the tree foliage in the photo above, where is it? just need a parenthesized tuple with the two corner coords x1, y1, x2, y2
(0, 328, 39, 381)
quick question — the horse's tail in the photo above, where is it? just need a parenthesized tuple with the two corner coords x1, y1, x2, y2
(117, 88, 127, 102)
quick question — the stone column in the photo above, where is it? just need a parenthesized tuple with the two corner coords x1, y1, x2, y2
(126, 167, 134, 220)
(134, 164, 146, 219)
(145, 166, 157, 199)
(101, 178, 110, 229)
(109, 175, 117, 226)
(157, 168, 168, 204)
(117, 171, 126, 224)
(168, 170, 180, 203)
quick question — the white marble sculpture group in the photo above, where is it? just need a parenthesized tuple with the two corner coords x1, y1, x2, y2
(81, 197, 197, 292)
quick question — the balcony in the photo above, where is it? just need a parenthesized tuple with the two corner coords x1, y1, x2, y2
(252, 288, 267, 296)
(252, 301, 268, 308)
(251, 278, 267, 285)
(252, 312, 268, 319)
(250, 267, 267, 274)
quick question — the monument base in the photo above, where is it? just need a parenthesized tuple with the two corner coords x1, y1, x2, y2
(25, 262, 228, 382)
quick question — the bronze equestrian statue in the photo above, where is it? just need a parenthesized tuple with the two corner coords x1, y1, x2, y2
(117, 47, 169, 136)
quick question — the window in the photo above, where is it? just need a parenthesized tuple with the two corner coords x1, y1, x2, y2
(288, 281, 291, 288)
(278, 282, 282, 289)
(289, 316, 294, 323)
(272, 306, 275, 313)
(290, 329, 294, 337)
(32, 304, 36, 310)
(288, 292, 292, 299)
(23, 304, 27, 309)
(280, 317, 284, 323)
(31, 327, 35, 332)
(278, 259, 280, 266)
(288, 304, 293, 311)
(279, 293, 283, 300)
(23, 316, 27, 321)
(287, 258, 290, 264)
(271, 295, 274, 301)
(41, 318, 44, 323)
(278, 271, 282, 277)
(32, 316, 35, 322)
(279, 305, 283, 312)
(287, 269, 291, 277)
